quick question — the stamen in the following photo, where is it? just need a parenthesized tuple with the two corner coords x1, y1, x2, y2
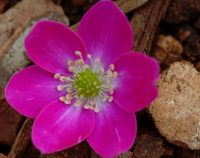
(75, 50, 82, 57)
(54, 73, 61, 79)
(112, 71, 118, 78)
(67, 60, 74, 66)
(57, 85, 67, 91)
(55, 51, 117, 113)
(94, 106, 100, 113)
(109, 64, 115, 71)
(87, 54, 94, 65)
(108, 96, 113, 102)
(74, 99, 82, 106)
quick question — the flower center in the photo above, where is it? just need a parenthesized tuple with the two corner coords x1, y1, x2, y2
(74, 69, 101, 97)
(54, 51, 118, 112)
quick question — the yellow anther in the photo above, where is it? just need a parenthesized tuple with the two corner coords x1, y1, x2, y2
(68, 66, 74, 72)
(87, 54, 92, 59)
(109, 64, 115, 71)
(113, 71, 118, 78)
(54, 73, 61, 79)
(59, 96, 65, 102)
(102, 96, 107, 102)
(67, 60, 74, 66)
(109, 89, 114, 95)
(75, 50, 82, 56)
(57, 85, 65, 91)
(94, 107, 100, 113)
(64, 99, 71, 104)
(84, 104, 90, 109)
(108, 96, 113, 102)
(67, 88, 73, 93)
(66, 94, 72, 99)
(74, 100, 81, 106)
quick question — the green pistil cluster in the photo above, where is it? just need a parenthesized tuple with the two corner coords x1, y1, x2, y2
(74, 69, 102, 98)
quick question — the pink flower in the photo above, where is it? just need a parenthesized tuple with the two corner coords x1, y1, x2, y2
(5, 0, 159, 157)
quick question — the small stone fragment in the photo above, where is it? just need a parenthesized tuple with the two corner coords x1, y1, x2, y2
(152, 35, 183, 66)
(177, 26, 192, 42)
(149, 61, 200, 149)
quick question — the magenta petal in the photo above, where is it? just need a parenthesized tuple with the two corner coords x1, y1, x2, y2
(87, 102, 136, 158)
(32, 100, 95, 154)
(25, 20, 86, 75)
(78, 0, 133, 67)
(5, 65, 65, 118)
(114, 53, 159, 112)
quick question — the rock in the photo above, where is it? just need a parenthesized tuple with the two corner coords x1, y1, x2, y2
(149, 61, 200, 149)
(152, 35, 183, 66)
(0, 87, 22, 146)
(0, 0, 69, 88)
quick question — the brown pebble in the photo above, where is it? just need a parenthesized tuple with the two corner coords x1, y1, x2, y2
(178, 27, 192, 42)
(149, 61, 200, 149)
(152, 35, 183, 66)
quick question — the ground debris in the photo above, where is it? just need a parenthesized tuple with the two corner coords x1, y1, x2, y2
(165, 0, 200, 24)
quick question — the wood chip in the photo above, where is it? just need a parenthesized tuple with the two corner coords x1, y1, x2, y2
(131, 0, 171, 53)
(116, 0, 149, 13)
